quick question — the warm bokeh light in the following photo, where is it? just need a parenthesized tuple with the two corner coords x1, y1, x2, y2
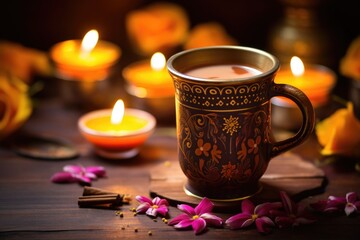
(111, 99, 125, 124)
(81, 29, 99, 54)
(290, 56, 305, 77)
(150, 52, 166, 71)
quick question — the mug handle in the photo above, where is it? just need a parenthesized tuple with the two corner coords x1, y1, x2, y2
(269, 83, 315, 158)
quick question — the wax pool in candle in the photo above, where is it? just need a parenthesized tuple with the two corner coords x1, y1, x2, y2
(185, 64, 262, 79)
(84, 115, 149, 134)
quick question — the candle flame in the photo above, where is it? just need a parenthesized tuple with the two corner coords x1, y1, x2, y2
(150, 52, 166, 71)
(111, 99, 125, 125)
(80, 29, 99, 54)
(290, 56, 305, 77)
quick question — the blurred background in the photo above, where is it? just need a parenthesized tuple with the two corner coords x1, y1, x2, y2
(0, 0, 359, 110)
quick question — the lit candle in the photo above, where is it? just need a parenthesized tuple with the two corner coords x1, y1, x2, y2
(122, 52, 174, 98)
(50, 29, 121, 81)
(78, 99, 156, 159)
(274, 56, 336, 107)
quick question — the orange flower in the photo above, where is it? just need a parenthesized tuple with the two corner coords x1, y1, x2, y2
(210, 144, 222, 163)
(221, 162, 236, 180)
(237, 141, 247, 161)
(126, 2, 189, 56)
(247, 136, 261, 154)
(316, 102, 360, 156)
(184, 22, 237, 50)
(195, 139, 211, 157)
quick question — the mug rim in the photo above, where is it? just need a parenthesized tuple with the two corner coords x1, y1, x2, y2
(167, 45, 280, 83)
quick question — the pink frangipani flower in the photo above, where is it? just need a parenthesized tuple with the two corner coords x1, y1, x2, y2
(168, 197, 223, 235)
(311, 192, 360, 216)
(270, 191, 316, 228)
(51, 165, 106, 185)
(135, 196, 169, 217)
(225, 199, 281, 234)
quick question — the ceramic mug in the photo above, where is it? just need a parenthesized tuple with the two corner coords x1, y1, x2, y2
(167, 46, 315, 200)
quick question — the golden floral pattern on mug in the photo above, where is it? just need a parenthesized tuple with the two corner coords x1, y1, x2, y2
(177, 104, 270, 187)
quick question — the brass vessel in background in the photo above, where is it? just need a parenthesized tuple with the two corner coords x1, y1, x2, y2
(268, 0, 338, 68)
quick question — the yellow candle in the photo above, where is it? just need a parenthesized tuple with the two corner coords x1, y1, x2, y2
(275, 56, 336, 107)
(78, 99, 156, 159)
(50, 29, 121, 81)
(122, 52, 174, 98)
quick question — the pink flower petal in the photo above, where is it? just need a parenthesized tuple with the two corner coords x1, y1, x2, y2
(195, 197, 214, 215)
(50, 172, 77, 183)
(275, 216, 294, 228)
(151, 197, 161, 205)
(156, 198, 169, 206)
(174, 218, 193, 229)
(255, 202, 281, 216)
(255, 216, 275, 234)
(345, 203, 357, 216)
(346, 192, 358, 204)
(241, 199, 255, 214)
(136, 202, 151, 213)
(84, 172, 97, 179)
(135, 195, 153, 205)
(85, 166, 106, 177)
(192, 218, 207, 235)
(177, 204, 196, 216)
(310, 200, 327, 212)
(225, 213, 253, 229)
(63, 165, 83, 174)
(168, 213, 190, 226)
(328, 195, 346, 205)
(146, 206, 158, 217)
(200, 213, 223, 227)
(156, 205, 169, 216)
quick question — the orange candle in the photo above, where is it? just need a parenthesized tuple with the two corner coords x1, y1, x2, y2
(50, 29, 121, 81)
(78, 99, 156, 159)
(274, 56, 336, 107)
(122, 52, 174, 98)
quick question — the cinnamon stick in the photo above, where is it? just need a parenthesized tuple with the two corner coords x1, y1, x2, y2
(78, 194, 122, 208)
(78, 186, 132, 208)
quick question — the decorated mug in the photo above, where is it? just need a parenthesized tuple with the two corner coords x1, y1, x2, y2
(167, 46, 315, 200)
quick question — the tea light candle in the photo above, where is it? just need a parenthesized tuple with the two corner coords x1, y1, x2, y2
(274, 56, 336, 107)
(122, 52, 173, 98)
(78, 99, 156, 159)
(50, 29, 121, 81)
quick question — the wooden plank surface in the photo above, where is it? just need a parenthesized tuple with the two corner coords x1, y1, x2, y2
(1, 99, 360, 239)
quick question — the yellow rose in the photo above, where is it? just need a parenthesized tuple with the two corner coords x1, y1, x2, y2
(316, 102, 360, 156)
(0, 73, 32, 140)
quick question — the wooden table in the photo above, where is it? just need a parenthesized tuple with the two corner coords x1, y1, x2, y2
(1, 98, 360, 240)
